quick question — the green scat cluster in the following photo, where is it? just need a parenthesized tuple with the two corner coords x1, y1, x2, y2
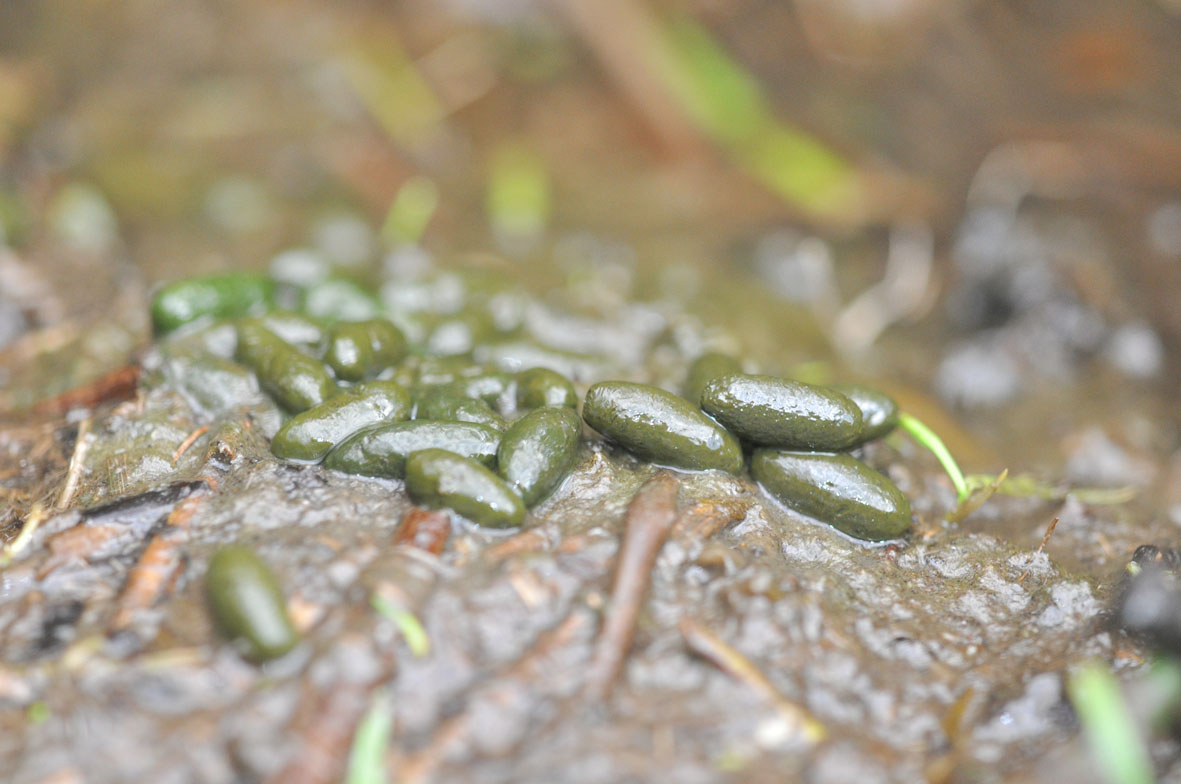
(152, 267, 909, 540)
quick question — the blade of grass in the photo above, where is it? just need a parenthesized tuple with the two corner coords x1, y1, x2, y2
(486, 141, 550, 244)
(964, 472, 1137, 506)
(1068, 662, 1154, 784)
(648, 15, 859, 217)
(947, 468, 1007, 523)
(382, 176, 439, 247)
(371, 594, 430, 658)
(346, 687, 394, 784)
(897, 412, 968, 503)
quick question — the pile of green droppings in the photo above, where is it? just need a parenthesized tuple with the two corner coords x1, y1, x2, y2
(150, 268, 908, 541)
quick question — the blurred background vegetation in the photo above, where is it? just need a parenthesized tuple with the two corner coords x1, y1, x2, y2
(0, 0, 1178, 401)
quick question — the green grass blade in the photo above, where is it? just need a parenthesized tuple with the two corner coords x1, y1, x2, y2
(371, 594, 430, 658)
(897, 412, 968, 502)
(346, 687, 394, 784)
(1068, 662, 1154, 784)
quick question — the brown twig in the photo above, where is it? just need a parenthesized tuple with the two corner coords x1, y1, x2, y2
(584, 471, 680, 701)
(485, 527, 552, 561)
(38, 524, 124, 578)
(1017, 516, 1060, 583)
(393, 507, 451, 556)
(55, 417, 93, 511)
(108, 493, 204, 632)
(399, 610, 591, 784)
(267, 678, 381, 784)
(171, 424, 210, 465)
(31, 365, 140, 416)
(671, 499, 751, 543)
(680, 617, 826, 743)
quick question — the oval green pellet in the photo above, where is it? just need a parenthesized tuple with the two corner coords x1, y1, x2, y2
(236, 320, 336, 412)
(152, 273, 274, 334)
(516, 367, 577, 410)
(582, 382, 743, 474)
(414, 388, 505, 431)
(683, 352, 742, 405)
(700, 374, 863, 450)
(833, 383, 899, 444)
(405, 449, 525, 529)
(271, 381, 412, 462)
(162, 346, 263, 417)
(301, 276, 380, 322)
(205, 545, 299, 662)
(751, 449, 911, 541)
(255, 310, 325, 353)
(323, 420, 501, 478)
(497, 406, 582, 506)
(324, 319, 407, 381)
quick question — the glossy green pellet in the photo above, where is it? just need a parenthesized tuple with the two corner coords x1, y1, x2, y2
(415, 361, 512, 406)
(323, 420, 501, 478)
(271, 381, 412, 462)
(405, 449, 525, 529)
(324, 319, 407, 381)
(683, 352, 742, 405)
(162, 347, 263, 417)
(152, 272, 274, 334)
(497, 406, 582, 506)
(700, 374, 863, 450)
(833, 384, 899, 444)
(302, 277, 380, 322)
(255, 310, 325, 353)
(582, 381, 743, 474)
(751, 449, 910, 541)
(516, 367, 577, 410)
(236, 320, 336, 412)
(205, 545, 299, 662)
(414, 388, 505, 431)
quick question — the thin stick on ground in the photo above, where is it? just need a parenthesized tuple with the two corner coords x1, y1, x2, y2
(31, 365, 141, 416)
(680, 617, 826, 744)
(399, 610, 592, 784)
(0, 502, 49, 568)
(55, 417, 93, 512)
(584, 471, 680, 701)
(393, 507, 451, 556)
(671, 499, 751, 543)
(1017, 516, 1060, 583)
(108, 492, 205, 632)
(172, 424, 210, 464)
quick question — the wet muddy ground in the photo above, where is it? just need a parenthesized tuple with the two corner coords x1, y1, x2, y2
(1, 2, 1180, 783)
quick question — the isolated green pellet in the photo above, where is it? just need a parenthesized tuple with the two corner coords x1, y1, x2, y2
(700, 374, 862, 450)
(833, 383, 899, 444)
(683, 352, 742, 405)
(498, 406, 582, 506)
(205, 545, 299, 662)
(751, 449, 910, 541)
(516, 367, 577, 410)
(152, 272, 274, 334)
(405, 449, 525, 529)
(582, 382, 743, 474)
(236, 320, 336, 412)
(271, 381, 412, 462)
(323, 420, 501, 478)
(414, 388, 505, 431)
(324, 319, 407, 381)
